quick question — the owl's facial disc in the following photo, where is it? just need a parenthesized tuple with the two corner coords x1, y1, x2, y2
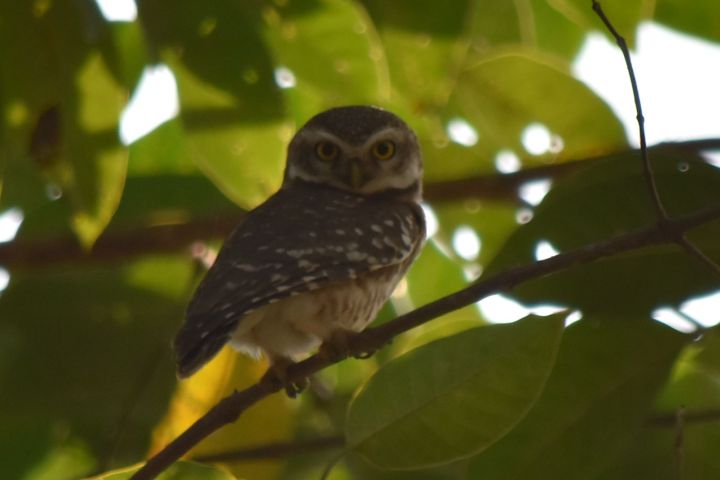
(283, 106, 423, 201)
(285, 128, 421, 196)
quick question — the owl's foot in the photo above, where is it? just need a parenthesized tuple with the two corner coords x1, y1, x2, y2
(262, 357, 308, 398)
(319, 330, 378, 362)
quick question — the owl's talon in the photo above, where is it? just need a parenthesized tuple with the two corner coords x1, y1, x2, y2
(319, 330, 355, 362)
(353, 350, 375, 360)
(262, 359, 309, 398)
(349, 330, 386, 359)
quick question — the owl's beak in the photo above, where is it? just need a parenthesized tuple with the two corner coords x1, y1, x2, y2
(350, 161, 364, 189)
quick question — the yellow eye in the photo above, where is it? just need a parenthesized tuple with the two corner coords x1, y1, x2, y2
(315, 141, 339, 161)
(371, 140, 395, 160)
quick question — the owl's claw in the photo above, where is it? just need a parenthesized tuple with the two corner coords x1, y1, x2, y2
(262, 358, 308, 398)
(320, 330, 379, 361)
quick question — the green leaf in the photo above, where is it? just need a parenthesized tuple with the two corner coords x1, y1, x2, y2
(468, 316, 687, 480)
(596, 425, 712, 480)
(655, 0, 720, 43)
(91, 461, 238, 480)
(658, 331, 720, 411)
(486, 153, 720, 313)
(546, 0, 651, 47)
(262, 0, 391, 121)
(0, 2, 127, 246)
(435, 51, 627, 180)
(432, 201, 519, 268)
(395, 240, 484, 354)
(469, 0, 586, 60)
(346, 314, 565, 470)
(0, 256, 192, 474)
(598, 332, 720, 480)
(362, 0, 472, 107)
(67, 52, 128, 247)
(138, 0, 288, 208)
(127, 120, 195, 176)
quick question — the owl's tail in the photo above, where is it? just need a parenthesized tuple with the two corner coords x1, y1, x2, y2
(173, 319, 230, 378)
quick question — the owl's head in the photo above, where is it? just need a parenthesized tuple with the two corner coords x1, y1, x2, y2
(283, 106, 423, 202)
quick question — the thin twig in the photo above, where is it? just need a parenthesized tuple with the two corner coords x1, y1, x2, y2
(675, 406, 685, 480)
(129, 204, 720, 480)
(593, 1, 720, 276)
(677, 235, 720, 276)
(648, 407, 720, 427)
(591, 0, 666, 219)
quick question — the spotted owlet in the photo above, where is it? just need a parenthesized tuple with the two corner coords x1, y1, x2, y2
(174, 106, 425, 389)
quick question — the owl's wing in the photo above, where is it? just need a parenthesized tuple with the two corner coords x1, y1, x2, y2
(174, 186, 425, 377)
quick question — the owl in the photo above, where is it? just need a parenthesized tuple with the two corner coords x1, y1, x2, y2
(174, 106, 425, 393)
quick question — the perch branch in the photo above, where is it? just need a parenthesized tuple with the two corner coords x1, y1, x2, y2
(593, 0, 720, 276)
(129, 203, 720, 480)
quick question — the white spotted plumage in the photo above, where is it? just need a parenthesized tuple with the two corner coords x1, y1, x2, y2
(174, 106, 425, 378)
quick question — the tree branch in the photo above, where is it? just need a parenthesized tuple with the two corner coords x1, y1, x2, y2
(129, 203, 720, 480)
(3, 139, 720, 271)
(649, 407, 720, 427)
(592, 0, 720, 277)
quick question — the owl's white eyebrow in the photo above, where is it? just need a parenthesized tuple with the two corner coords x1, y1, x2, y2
(295, 130, 354, 150)
(296, 127, 404, 151)
(362, 127, 405, 146)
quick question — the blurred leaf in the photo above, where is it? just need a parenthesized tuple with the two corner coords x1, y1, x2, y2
(658, 331, 720, 411)
(469, 0, 586, 60)
(433, 200, 519, 268)
(14, 173, 238, 244)
(151, 348, 295, 480)
(362, 0, 471, 107)
(138, 0, 287, 208)
(436, 51, 627, 180)
(342, 450, 468, 480)
(467, 315, 687, 480)
(0, 256, 192, 476)
(597, 332, 720, 479)
(487, 154, 720, 313)
(597, 419, 720, 480)
(127, 120, 194, 176)
(67, 52, 128, 247)
(0, 1, 127, 246)
(21, 439, 96, 480)
(346, 314, 565, 470)
(655, 0, 720, 43)
(91, 461, 238, 480)
(262, 0, 391, 121)
(406, 240, 468, 305)
(595, 424, 713, 480)
(109, 21, 151, 91)
(546, 0, 651, 47)
(393, 240, 483, 354)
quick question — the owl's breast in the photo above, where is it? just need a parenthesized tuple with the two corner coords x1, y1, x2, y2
(229, 264, 407, 361)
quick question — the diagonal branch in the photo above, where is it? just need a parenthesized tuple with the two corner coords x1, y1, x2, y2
(129, 203, 720, 480)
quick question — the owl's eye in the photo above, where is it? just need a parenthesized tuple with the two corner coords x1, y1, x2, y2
(371, 140, 396, 160)
(315, 141, 339, 161)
